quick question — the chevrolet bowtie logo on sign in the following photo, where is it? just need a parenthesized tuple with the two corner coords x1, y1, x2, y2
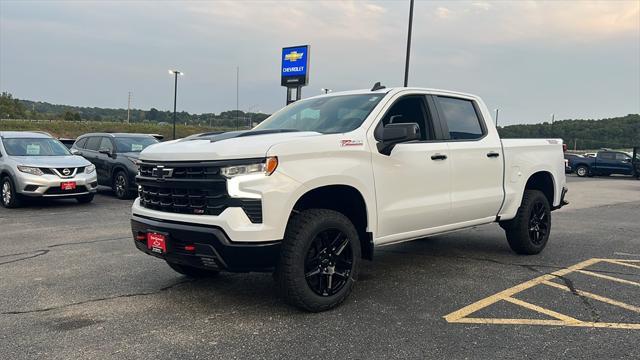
(284, 51, 304, 62)
(281, 45, 309, 87)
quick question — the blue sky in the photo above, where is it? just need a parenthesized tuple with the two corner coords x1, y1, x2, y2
(1, 0, 638, 125)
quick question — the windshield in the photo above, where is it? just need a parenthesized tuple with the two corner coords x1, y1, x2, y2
(3, 138, 70, 156)
(114, 137, 158, 153)
(255, 94, 384, 134)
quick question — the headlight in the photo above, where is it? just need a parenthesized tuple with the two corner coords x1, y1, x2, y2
(221, 157, 278, 178)
(85, 164, 96, 174)
(127, 157, 140, 170)
(17, 166, 44, 176)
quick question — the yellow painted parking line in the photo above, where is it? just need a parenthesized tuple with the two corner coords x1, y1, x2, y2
(542, 280, 640, 313)
(602, 259, 640, 270)
(575, 269, 640, 287)
(502, 296, 581, 323)
(444, 258, 640, 329)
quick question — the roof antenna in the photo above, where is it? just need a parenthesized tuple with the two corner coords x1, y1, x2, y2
(371, 82, 386, 91)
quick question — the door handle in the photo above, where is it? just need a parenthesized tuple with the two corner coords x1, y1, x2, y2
(431, 153, 447, 161)
(487, 152, 500, 158)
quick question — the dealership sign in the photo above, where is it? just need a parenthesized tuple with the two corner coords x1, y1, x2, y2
(281, 45, 309, 86)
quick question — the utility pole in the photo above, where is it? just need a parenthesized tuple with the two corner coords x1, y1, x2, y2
(551, 113, 555, 124)
(127, 91, 132, 124)
(236, 66, 239, 131)
(403, 0, 415, 87)
(169, 70, 183, 140)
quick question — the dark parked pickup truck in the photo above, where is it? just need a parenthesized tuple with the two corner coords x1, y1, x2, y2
(572, 150, 637, 177)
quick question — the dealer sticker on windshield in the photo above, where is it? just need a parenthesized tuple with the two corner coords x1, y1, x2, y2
(26, 144, 40, 155)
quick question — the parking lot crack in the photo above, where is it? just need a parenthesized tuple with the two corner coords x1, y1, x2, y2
(0, 250, 50, 266)
(551, 274, 601, 323)
(1, 279, 193, 315)
(0, 237, 130, 267)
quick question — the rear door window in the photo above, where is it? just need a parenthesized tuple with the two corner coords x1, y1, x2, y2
(74, 137, 87, 149)
(85, 137, 101, 151)
(435, 96, 485, 140)
(599, 152, 615, 160)
(99, 137, 114, 152)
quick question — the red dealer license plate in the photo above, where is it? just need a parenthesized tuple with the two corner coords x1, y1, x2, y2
(147, 233, 167, 254)
(60, 181, 76, 190)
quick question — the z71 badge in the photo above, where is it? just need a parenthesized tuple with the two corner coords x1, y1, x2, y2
(340, 140, 363, 147)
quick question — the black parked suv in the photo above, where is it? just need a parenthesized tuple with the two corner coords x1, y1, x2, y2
(72, 133, 158, 199)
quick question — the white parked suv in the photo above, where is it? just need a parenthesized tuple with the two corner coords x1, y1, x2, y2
(131, 86, 567, 311)
(0, 131, 98, 207)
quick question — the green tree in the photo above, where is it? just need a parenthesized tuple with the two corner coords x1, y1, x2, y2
(0, 92, 27, 119)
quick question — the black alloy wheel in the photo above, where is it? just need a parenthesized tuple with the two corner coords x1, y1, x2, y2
(114, 171, 130, 199)
(304, 229, 354, 297)
(528, 201, 549, 245)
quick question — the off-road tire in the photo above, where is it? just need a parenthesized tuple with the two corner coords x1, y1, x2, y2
(275, 209, 361, 312)
(502, 190, 551, 255)
(166, 261, 220, 278)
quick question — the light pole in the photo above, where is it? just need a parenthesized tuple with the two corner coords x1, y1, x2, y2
(169, 69, 183, 139)
(404, 0, 415, 87)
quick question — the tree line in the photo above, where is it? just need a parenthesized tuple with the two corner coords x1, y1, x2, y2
(497, 114, 639, 150)
(0, 92, 269, 127)
(2, 92, 638, 150)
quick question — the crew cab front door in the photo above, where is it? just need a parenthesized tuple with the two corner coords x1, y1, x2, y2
(371, 94, 452, 244)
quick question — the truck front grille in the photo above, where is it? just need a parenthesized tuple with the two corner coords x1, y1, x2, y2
(136, 161, 263, 223)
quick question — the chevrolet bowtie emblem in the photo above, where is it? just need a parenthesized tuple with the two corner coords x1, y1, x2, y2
(152, 165, 174, 179)
(284, 51, 304, 62)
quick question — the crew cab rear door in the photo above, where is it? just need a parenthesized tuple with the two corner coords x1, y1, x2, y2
(431, 95, 504, 224)
(370, 93, 452, 243)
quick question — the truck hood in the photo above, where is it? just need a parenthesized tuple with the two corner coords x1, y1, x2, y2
(138, 130, 322, 161)
(10, 155, 91, 168)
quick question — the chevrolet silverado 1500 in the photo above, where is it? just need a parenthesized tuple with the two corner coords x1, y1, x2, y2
(131, 86, 568, 311)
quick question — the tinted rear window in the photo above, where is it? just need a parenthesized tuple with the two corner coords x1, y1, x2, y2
(437, 96, 485, 140)
(85, 137, 101, 151)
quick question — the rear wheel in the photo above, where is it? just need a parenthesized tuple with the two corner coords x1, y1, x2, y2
(276, 209, 361, 312)
(575, 165, 589, 177)
(113, 171, 132, 199)
(502, 190, 551, 255)
(1, 176, 21, 208)
(166, 261, 220, 278)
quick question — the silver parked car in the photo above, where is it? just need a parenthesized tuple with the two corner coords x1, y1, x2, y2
(0, 131, 98, 208)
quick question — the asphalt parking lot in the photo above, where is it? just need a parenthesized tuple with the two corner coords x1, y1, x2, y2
(1, 176, 639, 359)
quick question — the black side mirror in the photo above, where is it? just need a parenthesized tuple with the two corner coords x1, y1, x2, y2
(98, 148, 114, 157)
(375, 122, 420, 155)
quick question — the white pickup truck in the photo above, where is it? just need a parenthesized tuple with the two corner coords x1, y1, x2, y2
(131, 85, 568, 312)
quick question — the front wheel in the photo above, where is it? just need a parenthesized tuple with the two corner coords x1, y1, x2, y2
(1, 176, 21, 208)
(575, 165, 589, 177)
(502, 190, 551, 255)
(276, 209, 361, 312)
(113, 171, 133, 199)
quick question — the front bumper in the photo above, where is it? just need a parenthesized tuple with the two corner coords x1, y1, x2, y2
(16, 172, 98, 198)
(131, 214, 281, 272)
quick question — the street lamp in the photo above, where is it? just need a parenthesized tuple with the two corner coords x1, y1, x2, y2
(168, 69, 183, 139)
